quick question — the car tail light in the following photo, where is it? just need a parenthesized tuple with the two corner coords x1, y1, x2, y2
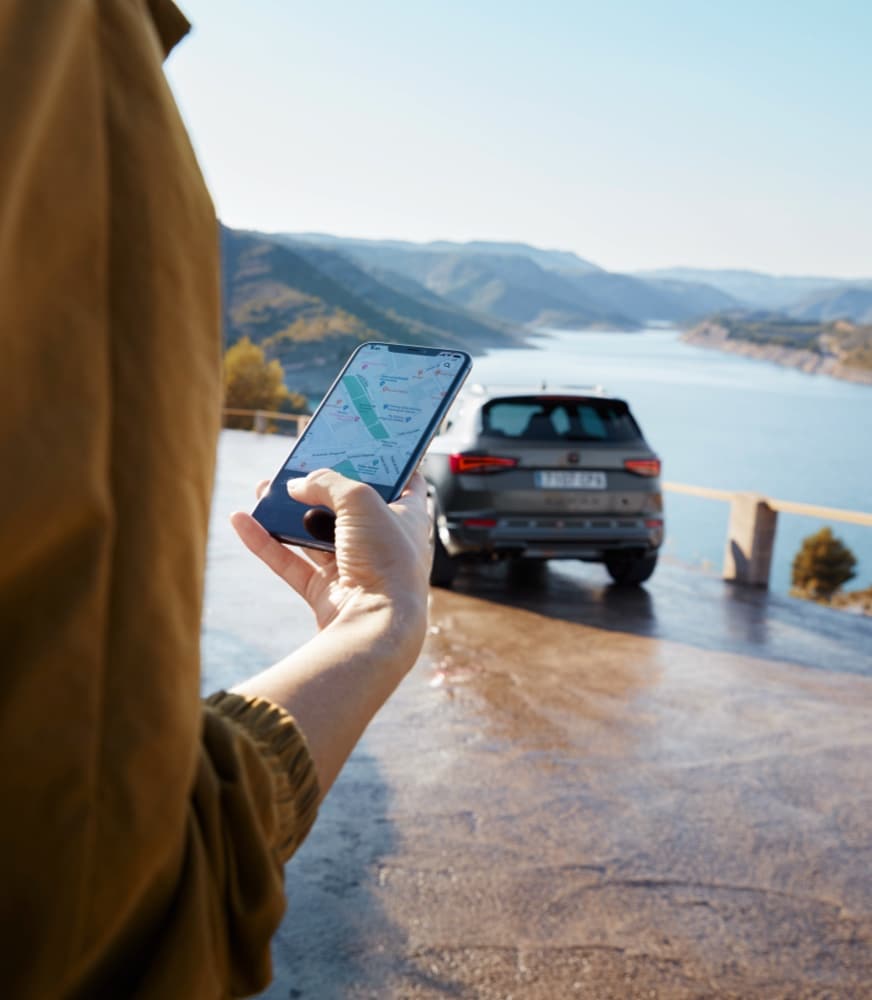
(449, 453, 519, 474)
(624, 458, 661, 477)
(463, 518, 498, 528)
(645, 516, 664, 545)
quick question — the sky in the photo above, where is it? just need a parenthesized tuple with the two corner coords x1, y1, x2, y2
(166, 0, 872, 278)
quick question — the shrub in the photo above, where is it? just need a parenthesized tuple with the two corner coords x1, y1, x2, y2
(791, 527, 857, 599)
(223, 337, 306, 429)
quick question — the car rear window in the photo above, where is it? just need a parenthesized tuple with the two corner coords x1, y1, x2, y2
(480, 396, 643, 443)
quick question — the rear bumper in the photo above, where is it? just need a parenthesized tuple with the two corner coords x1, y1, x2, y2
(441, 514, 664, 560)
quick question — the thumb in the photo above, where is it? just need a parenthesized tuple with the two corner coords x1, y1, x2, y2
(287, 468, 386, 520)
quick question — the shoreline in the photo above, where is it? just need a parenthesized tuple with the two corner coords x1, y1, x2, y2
(681, 322, 872, 387)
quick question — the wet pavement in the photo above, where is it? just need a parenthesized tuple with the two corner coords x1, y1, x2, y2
(204, 432, 872, 1000)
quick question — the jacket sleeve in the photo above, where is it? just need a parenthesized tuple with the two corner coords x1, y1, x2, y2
(204, 693, 321, 866)
(197, 695, 320, 993)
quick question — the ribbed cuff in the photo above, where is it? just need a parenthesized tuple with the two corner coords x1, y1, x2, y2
(205, 691, 320, 862)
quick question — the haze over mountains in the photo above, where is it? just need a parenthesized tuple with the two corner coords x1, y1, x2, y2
(280, 232, 742, 329)
(221, 225, 872, 394)
(634, 267, 872, 316)
(279, 232, 872, 326)
(786, 284, 872, 324)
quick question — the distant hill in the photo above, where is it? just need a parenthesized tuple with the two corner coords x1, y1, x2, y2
(353, 249, 632, 328)
(786, 284, 872, 324)
(645, 277, 743, 316)
(559, 271, 741, 324)
(283, 234, 740, 329)
(282, 237, 629, 328)
(288, 234, 602, 275)
(683, 313, 872, 384)
(221, 226, 524, 399)
(635, 267, 857, 312)
(221, 226, 872, 393)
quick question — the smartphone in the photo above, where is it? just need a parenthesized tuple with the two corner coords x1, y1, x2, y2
(252, 342, 472, 550)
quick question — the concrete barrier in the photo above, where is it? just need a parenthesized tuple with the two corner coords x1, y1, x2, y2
(216, 417, 869, 590)
(663, 481, 872, 588)
(222, 408, 309, 435)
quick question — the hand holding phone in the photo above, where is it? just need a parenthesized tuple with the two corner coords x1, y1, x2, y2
(252, 342, 472, 550)
(234, 467, 432, 632)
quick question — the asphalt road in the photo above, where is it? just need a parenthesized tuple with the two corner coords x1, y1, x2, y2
(205, 432, 872, 1000)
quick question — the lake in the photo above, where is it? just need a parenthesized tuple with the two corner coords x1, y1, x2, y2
(469, 328, 872, 594)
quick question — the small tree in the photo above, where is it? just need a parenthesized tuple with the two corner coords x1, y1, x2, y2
(223, 337, 305, 429)
(791, 527, 857, 600)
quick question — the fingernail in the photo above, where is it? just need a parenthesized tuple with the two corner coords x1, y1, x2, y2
(286, 477, 306, 494)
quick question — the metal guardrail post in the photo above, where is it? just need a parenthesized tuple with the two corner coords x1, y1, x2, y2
(722, 493, 778, 587)
(215, 432, 865, 589)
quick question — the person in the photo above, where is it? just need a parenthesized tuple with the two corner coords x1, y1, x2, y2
(0, 2, 432, 997)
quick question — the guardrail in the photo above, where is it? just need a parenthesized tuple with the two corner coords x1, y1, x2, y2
(222, 408, 309, 435)
(663, 482, 872, 588)
(220, 412, 868, 590)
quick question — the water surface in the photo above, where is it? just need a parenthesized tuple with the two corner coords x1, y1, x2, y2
(470, 328, 872, 593)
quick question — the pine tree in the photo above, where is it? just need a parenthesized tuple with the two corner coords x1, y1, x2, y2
(791, 527, 857, 599)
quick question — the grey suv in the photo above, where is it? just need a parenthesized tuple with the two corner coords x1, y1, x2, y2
(422, 385, 664, 587)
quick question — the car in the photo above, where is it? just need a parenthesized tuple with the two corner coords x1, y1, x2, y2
(421, 383, 664, 587)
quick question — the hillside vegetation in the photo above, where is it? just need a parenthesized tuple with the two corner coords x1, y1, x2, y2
(683, 314, 872, 381)
(287, 233, 740, 329)
(221, 226, 523, 398)
(220, 226, 872, 396)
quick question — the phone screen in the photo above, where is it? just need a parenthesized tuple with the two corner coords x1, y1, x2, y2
(252, 342, 471, 548)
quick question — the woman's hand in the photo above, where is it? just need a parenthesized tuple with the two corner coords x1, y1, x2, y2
(229, 469, 434, 799)
(230, 469, 432, 635)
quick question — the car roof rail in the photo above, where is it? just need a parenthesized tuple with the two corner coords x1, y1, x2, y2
(466, 381, 611, 397)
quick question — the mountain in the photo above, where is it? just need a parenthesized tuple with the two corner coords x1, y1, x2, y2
(221, 226, 524, 398)
(559, 272, 741, 324)
(283, 240, 530, 345)
(283, 234, 739, 329)
(645, 277, 744, 316)
(786, 284, 872, 324)
(683, 313, 872, 384)
(287, 234, 602, 275)
(634, 267, 857, 311)
(221, 227, 872, 394)
(353, 249, 633, 328)
(281, 236, 631, 328)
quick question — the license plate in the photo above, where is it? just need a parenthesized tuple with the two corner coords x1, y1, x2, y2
(535, 470, 607, 490)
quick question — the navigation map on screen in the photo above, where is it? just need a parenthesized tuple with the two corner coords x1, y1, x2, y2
(283, 345, 467, 488)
